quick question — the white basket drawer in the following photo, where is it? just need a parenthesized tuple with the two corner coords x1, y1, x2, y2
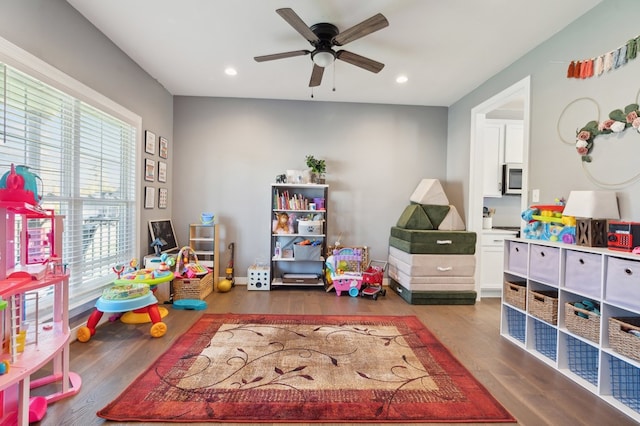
(606, 256, 640, 311)
(529, 245, 559, 285)
(564, 250, 602, 297)
(507, 241, 528, 275)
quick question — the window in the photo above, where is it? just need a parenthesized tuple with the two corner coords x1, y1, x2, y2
(0, 49, 140, 318)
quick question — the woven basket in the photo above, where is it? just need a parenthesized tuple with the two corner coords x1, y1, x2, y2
(174, 272, 213, 301)
(564, 302, 600, 343)
(504, 281, 526, 310)
(609, 317, 640, 362)
(528, 289, 558, 325)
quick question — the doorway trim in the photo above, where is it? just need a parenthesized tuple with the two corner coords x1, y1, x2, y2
(468, 76, 531, 297)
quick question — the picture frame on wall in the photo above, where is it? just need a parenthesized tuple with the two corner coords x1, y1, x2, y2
(159, 136, 168, 159)
(144, 186, 155, 209)
(145, 130, 156, 155)
(158, 161, 167, 183)
(158, 187, 168, 209)
(144, 158, 156, 182)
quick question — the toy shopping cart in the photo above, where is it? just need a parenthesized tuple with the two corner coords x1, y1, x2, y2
(360, 260, 387, 300)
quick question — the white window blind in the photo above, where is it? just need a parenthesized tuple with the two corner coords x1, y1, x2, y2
(0, 62, 138, 316)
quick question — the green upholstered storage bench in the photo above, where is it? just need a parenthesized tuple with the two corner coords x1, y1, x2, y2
(389, 278, 476, 305)
(389, 227, 477, 255)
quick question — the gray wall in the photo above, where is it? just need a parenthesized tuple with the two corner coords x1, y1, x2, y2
(0, 0, 174, 258)
(448, 0, 640, 222)
(173, 97, 448, 274)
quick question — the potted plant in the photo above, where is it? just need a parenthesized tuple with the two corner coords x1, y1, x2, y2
(305, 155, 326, 183)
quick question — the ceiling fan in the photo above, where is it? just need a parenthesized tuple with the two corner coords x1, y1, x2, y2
(254, 8, 389, 87)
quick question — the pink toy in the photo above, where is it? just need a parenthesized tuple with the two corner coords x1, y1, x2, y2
(326, 248, 365, 297)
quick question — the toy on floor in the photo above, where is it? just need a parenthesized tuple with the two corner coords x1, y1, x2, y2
(226, 242, 235, 286)
(28, 396, 48, 423)
(217, 279, 232, 292)
(326, 247, 365, 297)
(77, 262, 174, 342)
(360, 260, 387, 300)
(173, 299, 207, 310)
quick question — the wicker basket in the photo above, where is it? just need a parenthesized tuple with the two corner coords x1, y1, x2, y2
(565, 302, 600, 343)
(528, 289, 558, 325)
(504, 280, 527, 310)
(609, 317, 640, 362)
(174, 272, 213, 300)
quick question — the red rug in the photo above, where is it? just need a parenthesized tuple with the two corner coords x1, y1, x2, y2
(98, 313, 515, 423)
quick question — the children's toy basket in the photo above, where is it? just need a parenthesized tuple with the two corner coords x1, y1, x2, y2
(609, 317, 640, 362)
(174, 272, 214, 301)
(565, 302, 600, 344)
(503, 280, 527, 310)
(527, 289, 558, 325)
(174, 246, 213, 300)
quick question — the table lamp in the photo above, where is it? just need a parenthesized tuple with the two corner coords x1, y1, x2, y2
(562, 191, 619, 247)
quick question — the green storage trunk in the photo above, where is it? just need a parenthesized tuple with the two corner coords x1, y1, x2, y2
(389, 278, 477, 305)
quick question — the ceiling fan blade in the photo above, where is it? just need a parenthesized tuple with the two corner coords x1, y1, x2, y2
(309, 64, 324, 87)
(332, 13, 389, 46)
(336, 50, 384, 73)
(276, 8, 320, 44)
(254, 50, 310, 62)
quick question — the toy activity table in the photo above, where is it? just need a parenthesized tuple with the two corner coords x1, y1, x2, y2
(77, 270, 174, 342)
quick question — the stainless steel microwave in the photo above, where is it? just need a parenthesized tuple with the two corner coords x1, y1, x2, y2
(502, 163, 522, 195)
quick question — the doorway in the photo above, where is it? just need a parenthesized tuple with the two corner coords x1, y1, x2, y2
(468, 76, 531, 297)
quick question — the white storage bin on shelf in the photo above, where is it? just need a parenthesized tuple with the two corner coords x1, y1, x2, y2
(297, 220, 323, 235)
(500, 238, 640, 422)
(564, 250, 602, 298)
(605, 256, 640, 312)
(528, 244, 560, 285)
(507, 241, 528, 275)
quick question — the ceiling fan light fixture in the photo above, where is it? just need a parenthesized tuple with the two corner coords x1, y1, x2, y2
(312, 50, 335, 68)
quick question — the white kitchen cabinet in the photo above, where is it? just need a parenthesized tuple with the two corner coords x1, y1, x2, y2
(482, 119, 523, 197)
(480, 229, 518, 297)
(504, 122, 524, 163)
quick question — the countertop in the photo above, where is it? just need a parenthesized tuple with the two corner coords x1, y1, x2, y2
(482, 226, 520, 237)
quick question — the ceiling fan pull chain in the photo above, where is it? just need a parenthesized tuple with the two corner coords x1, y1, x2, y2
(333, 61, 336, 92)
(311, 87, 314, 99)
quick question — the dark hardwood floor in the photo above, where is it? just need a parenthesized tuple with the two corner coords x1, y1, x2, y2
(34, 286, 637, 426)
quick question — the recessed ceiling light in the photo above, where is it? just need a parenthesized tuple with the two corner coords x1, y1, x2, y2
(225, 67, 237, 76)
(396, 75, 408, 84)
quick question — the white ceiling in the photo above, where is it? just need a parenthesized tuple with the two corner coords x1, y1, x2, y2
(66, 0, 602, 107)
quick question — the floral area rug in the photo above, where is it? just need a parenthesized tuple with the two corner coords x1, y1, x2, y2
(97, 313, 515, 423)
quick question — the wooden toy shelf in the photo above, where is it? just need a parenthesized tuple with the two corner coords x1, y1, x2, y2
(0, 201, 81, 425)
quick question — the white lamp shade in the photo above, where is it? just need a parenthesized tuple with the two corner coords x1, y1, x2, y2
(563, 191, 620, 219)
(312, 50, 335, 68)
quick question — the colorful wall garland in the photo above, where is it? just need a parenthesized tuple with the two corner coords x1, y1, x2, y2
(567, 35, 640, 79)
